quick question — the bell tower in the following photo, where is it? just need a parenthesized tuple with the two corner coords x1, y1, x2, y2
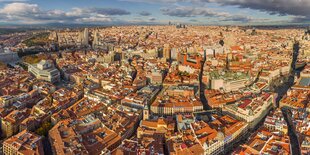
(143, 105, 149, 120)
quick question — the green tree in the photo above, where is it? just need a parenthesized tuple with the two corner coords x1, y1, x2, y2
(35, 121, 53, 136)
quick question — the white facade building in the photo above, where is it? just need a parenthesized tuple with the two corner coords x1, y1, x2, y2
(28, 60, 60, 83)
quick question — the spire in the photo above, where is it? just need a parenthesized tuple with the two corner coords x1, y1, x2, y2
(143, 105, 149, 120)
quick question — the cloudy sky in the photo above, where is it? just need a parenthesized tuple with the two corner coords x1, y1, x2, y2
(0, 0, 309, 25)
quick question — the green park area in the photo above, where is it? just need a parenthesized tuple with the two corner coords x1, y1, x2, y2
(22, 32, 50, 47)
(35, 121, 53, 137)
(22, 54, 48, 64)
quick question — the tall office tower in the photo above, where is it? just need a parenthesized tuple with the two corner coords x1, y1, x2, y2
(163, 44, 171, 61)
(55, 32, 59, 42)
(171, 48, 179, 60)
(121, 51, 126, 66)
(82, 28, 89, 46)
(92, 30, 99, 48)
(49, 31, 58, 42)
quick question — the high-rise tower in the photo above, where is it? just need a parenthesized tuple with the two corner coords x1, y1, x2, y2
(163, 44, 171, 61)
(92, 30, 99, 48)
(82, 28, 89, 46)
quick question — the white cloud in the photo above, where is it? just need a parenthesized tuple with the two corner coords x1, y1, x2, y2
(76, 15, 112, 23)
(0, 0, 28, 2)
(120, 0, 187, 3)
(161, 6, 251, 22)
(203, 0, 310, 18)
(0, 2, 131, 24)
(122, 0, 310, 23)
(0, 3, 39, 14)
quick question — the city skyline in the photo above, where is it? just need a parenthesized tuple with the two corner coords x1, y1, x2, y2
(0, 0, 309, 25)
(0, 1, 310, 155)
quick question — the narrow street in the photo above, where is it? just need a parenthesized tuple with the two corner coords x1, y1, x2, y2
(274, 42, 300, 106)
(271, 42, 301, 155)
(282, 108, 301, 155)
(199, 52, 211, 111)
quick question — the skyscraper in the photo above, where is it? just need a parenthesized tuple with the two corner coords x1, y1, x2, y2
(82, 28, 89, 46)
(163, 44, 171, 61)
(92, 30, 99, 48)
